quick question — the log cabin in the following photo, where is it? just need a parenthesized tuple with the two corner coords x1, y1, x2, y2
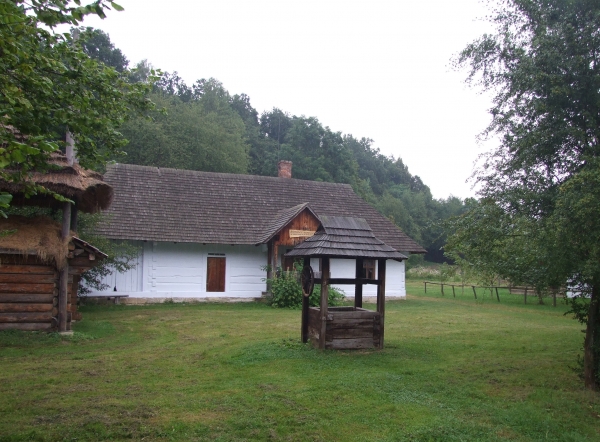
(0, 152, 112, 331)
(89, 161, 425, 303)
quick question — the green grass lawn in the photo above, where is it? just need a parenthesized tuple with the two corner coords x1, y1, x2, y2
(1, 285, 599, 441)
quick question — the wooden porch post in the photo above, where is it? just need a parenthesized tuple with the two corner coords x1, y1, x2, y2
(319, 257, 330, 349)
(301, 257, 310, 343)
(377, 259, 386, 348)
(58, 202, 71, 332)
(355, 258, 363, 308)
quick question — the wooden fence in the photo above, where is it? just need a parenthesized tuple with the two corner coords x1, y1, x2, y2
(423, 281, 561, 306)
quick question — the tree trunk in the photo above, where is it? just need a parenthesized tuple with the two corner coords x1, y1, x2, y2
(584, 283, 600, 390)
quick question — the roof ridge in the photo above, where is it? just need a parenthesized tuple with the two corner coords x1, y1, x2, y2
(109, 163, 353, 188)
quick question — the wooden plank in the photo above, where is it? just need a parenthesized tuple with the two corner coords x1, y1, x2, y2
(0, 322, 54, 331)
(330, 311, 378, 320)
(0, 293, 55, 303)
(301, 257, 310, 343)
(0, 303, 53, 313)
(0, 265, 55, 275)
(0, 273, 57, 284)
(0, 283, 56, 293)
(59, 266, 69, 331)
(0, 312, 53, 323)
(328, 319, 378, 329)
(377, 259, 386, 349)
(355, 258, 363, 308)
(317, 278, 380, 285)
(319, 257, 330, 350)
(327, 337, 376, 350)
(330, 327, 374, 339)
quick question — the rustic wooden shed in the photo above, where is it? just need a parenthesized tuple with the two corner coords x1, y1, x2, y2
(286, 216, 407, 350)
(0, 152, 112, 332)
(0, 216, 107, 331)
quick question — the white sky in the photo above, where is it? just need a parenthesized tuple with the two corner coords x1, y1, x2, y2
(81, 0, 496, 200)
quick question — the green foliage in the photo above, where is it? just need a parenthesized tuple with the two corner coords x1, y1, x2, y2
(73, 26, 129, 72)
(0, 0, 155, 210)
(75, 212, 141, 294)
(267, 268, 345, 309)
(118, 85, 249, 173)
(452, 0, 600, 389)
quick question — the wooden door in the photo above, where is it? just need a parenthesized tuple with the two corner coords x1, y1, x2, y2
(206, 257, 226, 292)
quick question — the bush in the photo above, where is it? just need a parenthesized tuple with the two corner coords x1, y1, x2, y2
(267, 268, 345, 309)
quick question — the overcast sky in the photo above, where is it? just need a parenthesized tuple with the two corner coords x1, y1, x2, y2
(80, 0, 496, 200)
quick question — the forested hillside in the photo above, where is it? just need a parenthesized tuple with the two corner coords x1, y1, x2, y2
(80, 28, 466, 262)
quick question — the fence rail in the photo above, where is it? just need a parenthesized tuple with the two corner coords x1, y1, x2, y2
(423, 281, 561, 306)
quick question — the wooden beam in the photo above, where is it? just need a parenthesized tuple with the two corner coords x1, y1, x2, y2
(314, 278, 379, 285)
(319, 257, 330, 350)
(59, 201, 71, 332)
(355, 258, 363, 308)
(301, 257, 310, 343)
(377, 259, 386, 349)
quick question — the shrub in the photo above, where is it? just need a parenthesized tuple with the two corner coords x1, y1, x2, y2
(267, 267, 345, 309)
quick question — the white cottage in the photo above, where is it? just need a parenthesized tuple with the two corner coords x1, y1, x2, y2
(89, 161, 425, 302)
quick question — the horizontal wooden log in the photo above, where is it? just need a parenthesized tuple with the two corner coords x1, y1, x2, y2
(0, 312, 53, 323)
(0, 273, 58, 284)
(0, 265, 55, 275)
(327, 327, 374, 340)
(314, 278, 380, 286)
(327, 337, 377, 350)
(0, 283, 56, 294)
(328, 311, 379, 320)
(0, 322, 54, 331)
(328, 319, 377, 329)
(0, 293, 55, 303)
(0, 303, 53, 313)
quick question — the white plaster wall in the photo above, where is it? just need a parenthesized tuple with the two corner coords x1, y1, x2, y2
(86, 241, 268, 299)
(309, 258, 406, 298)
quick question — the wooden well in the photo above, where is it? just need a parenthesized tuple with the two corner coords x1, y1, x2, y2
(307, 306, 382, 349)
(287, 216, 407, 350)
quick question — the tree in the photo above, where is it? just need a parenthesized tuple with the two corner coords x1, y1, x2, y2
(73, 26, 128, 72)
(119, 87, 249, 174)
(450, 0, 600, 389)
(0, 0, 154, 196)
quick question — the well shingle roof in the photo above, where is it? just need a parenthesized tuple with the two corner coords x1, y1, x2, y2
(97, 164, 426, 253)
(285, 216, 408, 260)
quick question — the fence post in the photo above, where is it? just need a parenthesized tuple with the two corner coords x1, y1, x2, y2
(452, 285, 456, 298)
(424, 281, 427, 294)
(441, 283, 444, 296)
(472, 286, 477, 299)
(524, 287, 527, 304)
(495, 287, 500, 302)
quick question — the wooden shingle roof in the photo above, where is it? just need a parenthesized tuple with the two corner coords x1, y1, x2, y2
(285, 216, 408, 260)
(97, 164, 426, 253)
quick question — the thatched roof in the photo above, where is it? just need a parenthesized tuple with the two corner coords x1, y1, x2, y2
(0, 152, 113, 214)
(285, 216, 408, 260)
(0, 215, 107, 269)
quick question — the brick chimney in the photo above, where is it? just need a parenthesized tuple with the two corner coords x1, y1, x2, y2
(278, 160, 292, 178)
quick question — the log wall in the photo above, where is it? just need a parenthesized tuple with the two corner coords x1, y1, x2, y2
(0, 256, 67, 331)
(307, 306, 381, 350)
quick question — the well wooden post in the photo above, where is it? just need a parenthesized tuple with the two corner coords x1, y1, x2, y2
(319, 257, 330, 349)
(355, 258, 363, 308)
(301, 257, 310, 343)
(377, 259, 386, 348)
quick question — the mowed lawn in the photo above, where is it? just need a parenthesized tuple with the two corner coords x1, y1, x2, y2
(1, 282, 599, 441)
